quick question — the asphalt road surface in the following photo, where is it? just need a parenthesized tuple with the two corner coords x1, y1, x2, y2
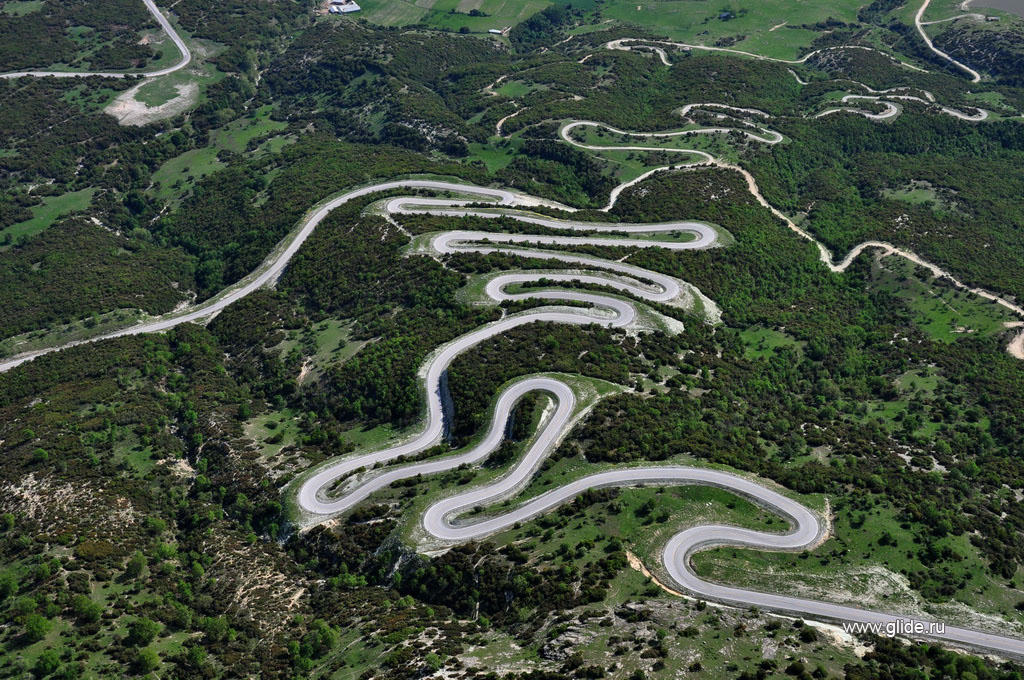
(0, 77, 1020, 654)
(0, 0, 191, 80)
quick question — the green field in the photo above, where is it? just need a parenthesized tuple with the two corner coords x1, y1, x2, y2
(1, 188, 96, 241)
(343, 0, 871, 57)
(150, 107, 288, 201)
(467, 140, 521, 171)
(495, 79, 545, 97)
(739, 325, 802, 359)
(595, 0, 864, 60)
(1, 0, 42, 15)
(692, 500, 1024, 629)
(149, 146, 225, 201)
(871, 257, 1018, 343)
(134, 75, 190, 108)
(348, 0, 548, 31)
(210, 106, 288, 153)
(881, 180, 954, 211)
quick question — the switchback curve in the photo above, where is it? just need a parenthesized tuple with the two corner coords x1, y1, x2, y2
(1, 34, 1021, 656)
(287, 168, 1024, 660)
(915, 0, 984, 82)
(0, 0, 190, 80)
(557, 104, 1024, 357)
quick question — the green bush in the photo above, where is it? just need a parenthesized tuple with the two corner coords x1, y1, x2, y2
(125, 618, 161, 647)
(23, 613, 51, 642)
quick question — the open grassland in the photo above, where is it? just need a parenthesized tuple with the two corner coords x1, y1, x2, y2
(969, 0, 1024, 19)
(210, 106, 289, 153)
(467, 140, 522, 171)
(134, 72, 201, 108)
(870, 256, 1018, 343)
(739, 325, 803, 359)
(692, 500, 1024, 634)
(596, 0, 864, 60)
(1, 189, 96, 242)
(149, 107, 290, 202)
(149, 146, 225, 202)
(1, 0, 42, 16)
(352, 0, 549, 30)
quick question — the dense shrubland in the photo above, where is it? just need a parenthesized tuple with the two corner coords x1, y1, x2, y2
(0, 0, 157, 71)
(0, 218, 193, 338)
(2, 6, 1024, 678)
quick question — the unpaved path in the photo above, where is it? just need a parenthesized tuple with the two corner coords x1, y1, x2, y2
(606, 38, 928, 73)
(556, 104, 1020, 357)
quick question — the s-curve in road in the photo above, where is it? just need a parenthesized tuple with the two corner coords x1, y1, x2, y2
(0, 178, 717, 372)
(0, 0, 190, 80)
(556, 104, 1023, 358)
(298, 376, 1024, 660)
(298, 370, 1024, 659)
(296, 212, 718, 514)
(289, 174, 1024, 660)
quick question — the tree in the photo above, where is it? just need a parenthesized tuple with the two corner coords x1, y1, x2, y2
(125, 618, 160, 646)
(24, 613, 51, 642)
(134, 648, 160, 674)
(200, 615, 229, 642)
(72, 595, 102, 623)
(300, 619, 338, 659)
(0, 573, 16, 600)
(33, 649, 61, 677)
(124, 551, 147, 580)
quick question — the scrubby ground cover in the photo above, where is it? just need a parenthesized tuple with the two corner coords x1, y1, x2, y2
(2, 2, 1024, 678)
(0, 0, 160, 72)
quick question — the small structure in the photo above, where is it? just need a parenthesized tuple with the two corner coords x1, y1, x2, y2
(488, 28, 502, 34)
(329, 0, 361, 12)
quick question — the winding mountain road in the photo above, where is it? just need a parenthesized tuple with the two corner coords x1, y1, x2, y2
(608, 0, 986, 84)
(3, 179, 714, 372)
(556, 103, 1023, 356)
(296, 338, 1024, 660)
(606, 38, 928, 73)
(291, 149, 1023, 660)
(1, 18, 1021, 655)
(0, 0, 190, 80)
(915, 0, 984, 82)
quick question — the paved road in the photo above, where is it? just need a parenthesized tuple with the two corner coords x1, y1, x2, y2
(606, 38, 928, 73)
(296, 193, 718, 514)
(286, 179, 1024, 660)
(1, 38, 1020, 651)
(915, 0, 983, 82)
(814, 95, 902, 121)
(299, 369, 1024, 660)
(0, 179, 714, 372)
(0, 0, 191, 80)
(561, 119, 784, 147)
(555, 102, 1022, 357)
